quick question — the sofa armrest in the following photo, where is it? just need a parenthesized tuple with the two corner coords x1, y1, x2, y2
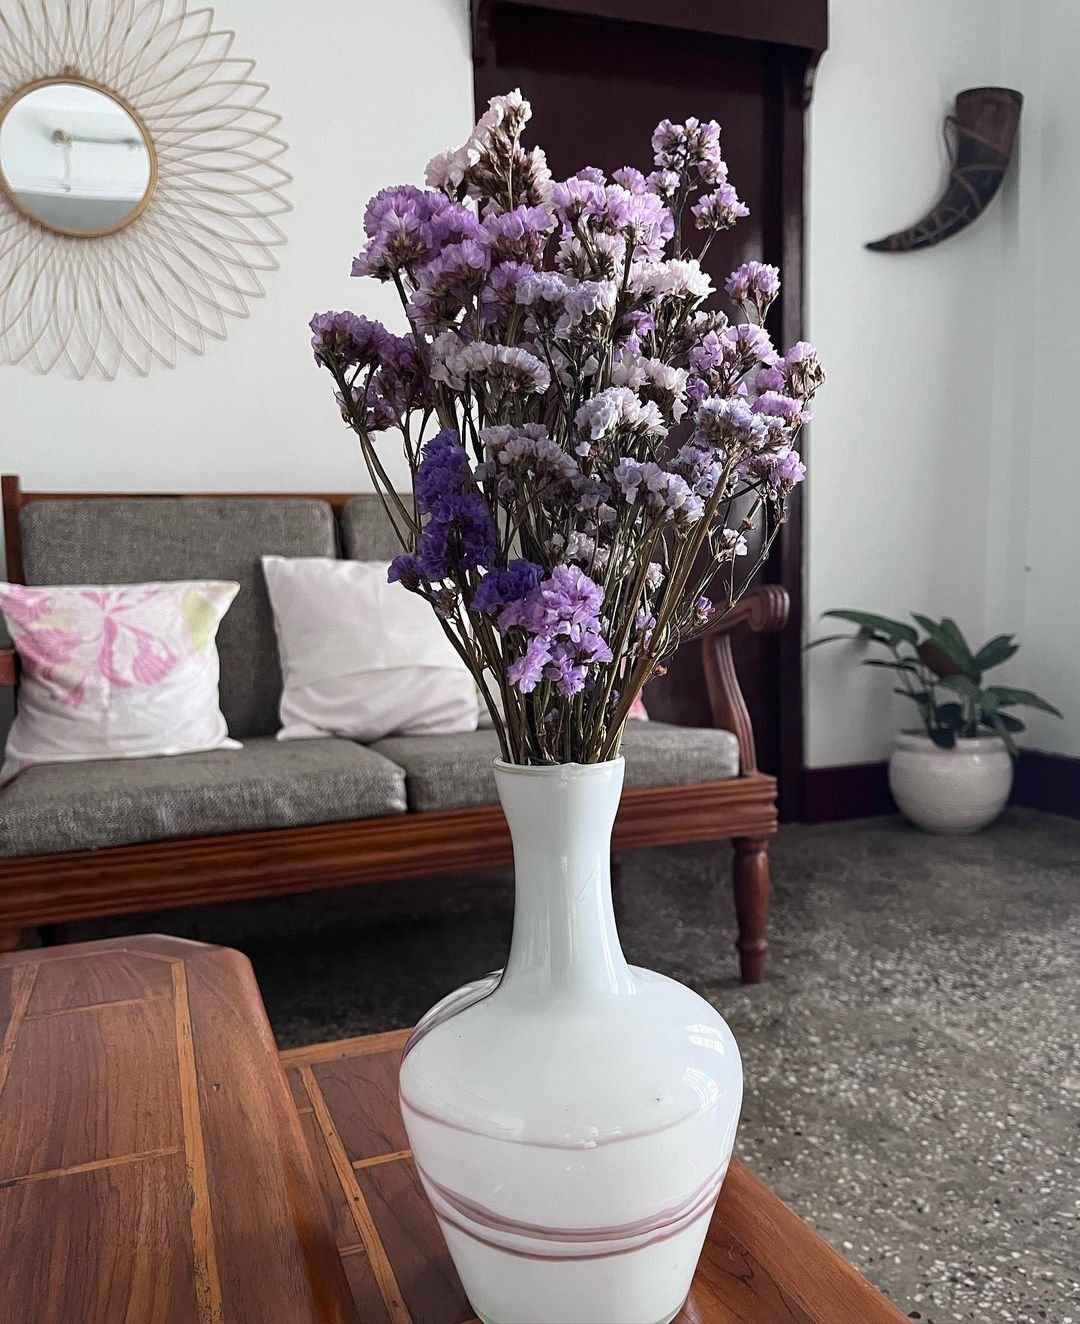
(698, 586, 790, 775)
(0, 647, 18, 688)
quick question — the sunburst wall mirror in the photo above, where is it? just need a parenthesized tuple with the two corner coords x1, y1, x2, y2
(0, 0, 291, 378)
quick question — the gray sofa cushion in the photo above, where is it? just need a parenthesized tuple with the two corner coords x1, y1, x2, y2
(0, 738, 406, 858)
(371, 722, 741, 813)
(340, 495, 409, 562)
(19, 498, 337, 738)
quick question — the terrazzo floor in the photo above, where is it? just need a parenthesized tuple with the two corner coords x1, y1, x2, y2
(61, 808, 1080, 1324)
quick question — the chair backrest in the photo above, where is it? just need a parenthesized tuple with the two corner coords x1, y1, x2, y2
(339, 495, 406, 563)
(18, 496, 337, 738)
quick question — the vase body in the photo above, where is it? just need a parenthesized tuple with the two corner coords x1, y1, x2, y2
(888, 732, 1013, 834)
(398, 758, 742, 1324)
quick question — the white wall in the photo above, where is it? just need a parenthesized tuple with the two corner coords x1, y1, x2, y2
(1, 0, 473, 491)
(996, 0, 1080, 758)
(805, 0, 1020, 767)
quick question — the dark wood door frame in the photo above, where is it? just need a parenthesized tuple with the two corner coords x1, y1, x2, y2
(471, 0, 827, 819)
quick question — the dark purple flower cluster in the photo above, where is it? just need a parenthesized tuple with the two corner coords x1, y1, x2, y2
(309, 311, 387, 369)
(496, 564, 613, 696)
(409, 430, 498, 581)
(471, 559, 544, 615)
(352, 186, 480, 283)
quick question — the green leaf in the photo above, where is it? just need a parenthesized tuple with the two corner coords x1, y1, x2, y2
(983, 686, 1062, 718)
(912, 614, 979, 679)
(938, 674, 982, 701)
(804, 633, 866, 651)
(821, 610, 918, 646)
(861, 658, 923, 673)
(986, 710, 1025, 732)
(984, 710, 1020, 757)
(928, 726, 957, 749)
(936, 702, 966, 731)
(973, 634, 1019, 673)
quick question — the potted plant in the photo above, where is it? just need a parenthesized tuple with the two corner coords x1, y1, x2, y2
(310, 92, 823, 1324)
(813, 610, 1060, 833)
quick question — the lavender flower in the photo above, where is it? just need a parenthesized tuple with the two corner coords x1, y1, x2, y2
(724, 261, 780, 321)
(692, 184, 749, 232)
(694, 396, 769, 453)
(499, 565, 614, 696)
(309, 311, 387, 369)
(471, 559, 544, 614)
(412, 430, 497, 579)
(480, 205, 556, 262)
(575, 387, 666, 442)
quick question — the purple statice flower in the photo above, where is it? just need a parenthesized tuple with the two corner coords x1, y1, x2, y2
(499, 565, 614, 697)
(576, 166, 607, 185)
(673, 443, 724, 498)
(753, 364, 787, 394)
(631, 258, 713, 301)
(692, 183, 749, 233)
(612, 353, 689, 423)
(411, 429, 497, 580)
(782, 340, 826, 401)
(480, 260, 536, 328)
(595, 186, 674, 262)
(646, 169, 680, 201)
(724, 261, 780, 311)
(751, 391, 809, 426)
(351, 186, 458, 281)
(651, 117, 727, 185)
(555, 232, 627, 281)
(613, 166, 648, 194)
(309, 311, 387, 369)
(481, 424, 579, 501)
(387, 553, 421, 588)
(471, 559, 544, 615)
(694, 396, 769, 454)
(480, 204, 556, 262)
(555, 279, 618, 337)
(575, 386, 666, 443)
(431, 336, 551, 395)
(693, 596, 715, 626)
(613, 459, 704, 525)
(742, 449, 806, 493)
(551, 172, 607, 225)
(515, 269, 571, 307)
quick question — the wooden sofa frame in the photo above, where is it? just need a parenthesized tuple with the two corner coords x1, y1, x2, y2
(0, 475, 788, 982)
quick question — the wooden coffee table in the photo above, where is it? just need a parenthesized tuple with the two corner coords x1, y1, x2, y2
(0, 938, 907, 1324)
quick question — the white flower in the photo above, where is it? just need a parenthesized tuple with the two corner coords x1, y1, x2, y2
(720, 528, 749, 557)
(631, 258, 713, 301)
(425, 145, 474, 194)
(612, 354, 689, 423)
(555, 280, 618, 337)
(574, 386, 665, 442)
(431, 337, 551, 395)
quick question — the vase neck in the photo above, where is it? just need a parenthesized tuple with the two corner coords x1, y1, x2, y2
(495, 760, 633, 1003)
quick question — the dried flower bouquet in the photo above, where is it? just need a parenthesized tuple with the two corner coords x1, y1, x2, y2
(312, 91, 823, 764)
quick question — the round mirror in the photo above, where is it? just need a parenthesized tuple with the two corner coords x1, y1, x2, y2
(0, 79, 155, 237)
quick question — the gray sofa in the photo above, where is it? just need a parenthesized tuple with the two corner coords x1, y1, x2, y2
(0, 478, 783, 981)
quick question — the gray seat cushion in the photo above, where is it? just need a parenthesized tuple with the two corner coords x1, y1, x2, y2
(340, 495, 409, 562)
(19, 498, 338, 738)
(371, 722, 741, 813)
(0, 738, 406, 858)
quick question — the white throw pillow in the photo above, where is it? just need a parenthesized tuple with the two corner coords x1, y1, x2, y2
(262, 557, 479, 742)
(0, 580, 240, 783)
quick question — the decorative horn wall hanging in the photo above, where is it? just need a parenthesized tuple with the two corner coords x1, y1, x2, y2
(867, 86, 1022, 253)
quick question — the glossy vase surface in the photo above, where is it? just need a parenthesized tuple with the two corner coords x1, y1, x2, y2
(398, 758, 742, 1324)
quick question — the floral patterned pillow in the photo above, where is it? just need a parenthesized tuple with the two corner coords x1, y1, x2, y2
(0, 580, 240, 782)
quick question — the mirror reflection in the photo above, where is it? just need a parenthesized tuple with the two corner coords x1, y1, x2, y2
(0, 81, 153, 236)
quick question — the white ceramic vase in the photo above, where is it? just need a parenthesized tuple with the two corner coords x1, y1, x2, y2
(888, 732, 1013, 834)
(399, 758, 742, 1324)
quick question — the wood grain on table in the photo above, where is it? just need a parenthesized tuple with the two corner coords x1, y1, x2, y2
(0, 936, 355, 1324)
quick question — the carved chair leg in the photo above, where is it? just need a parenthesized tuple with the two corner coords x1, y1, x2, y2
(732, 837, 770, 984)
(0, 927, 23, 953)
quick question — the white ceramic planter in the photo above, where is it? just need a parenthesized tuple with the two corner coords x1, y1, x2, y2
(399, 758, 742, 1324)
(888, 732, 1013, 834)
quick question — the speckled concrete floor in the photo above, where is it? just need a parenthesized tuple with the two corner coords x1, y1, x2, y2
(64, 808, 1080, 1324)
